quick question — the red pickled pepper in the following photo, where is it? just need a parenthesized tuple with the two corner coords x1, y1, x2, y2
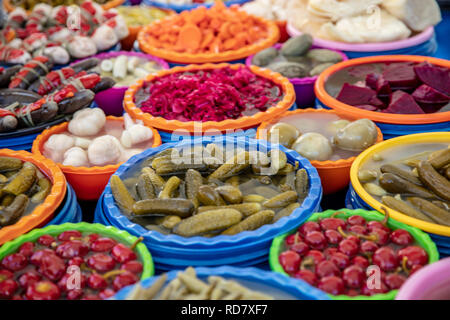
(139, 66, 282, 122)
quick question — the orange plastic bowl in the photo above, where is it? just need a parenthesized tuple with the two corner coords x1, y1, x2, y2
(4, 0, 125, 12)
(0, 149, 66, 245)
(257, 108, 384, 195)
(137, 8, 280, 64)
(124, 63, 295, 134)
(32, 116, 161, 201)
(315, 55, 450, 125)
(119, 7, 175, 51)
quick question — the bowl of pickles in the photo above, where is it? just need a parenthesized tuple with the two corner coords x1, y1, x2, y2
(101, 136, 322, 270)
(0, 150, 66, 244)
(349, 132, 450, 254)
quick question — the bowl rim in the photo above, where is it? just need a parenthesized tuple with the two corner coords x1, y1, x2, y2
(314, 55, 450, 125)
(102, 136, 323, 249)
(256, 108, 384, 168)
(269, 208, 440, 300)
(137, 7, 280, 64)
(113, 265, 330, 300)
(245, 43, 348, 84)
(395, 257, 450, 300)
(71, 50, 170, 91)
(0, 222, 154, 279)
(141, 0, 251, 13)
(117, 5, 176, 29)
(123, 63, 295, 133)
(350, 131, 450, 236)
(31, 115, 162, 174)
(0, 149, 67, 245)
(286, 22, 435, 52)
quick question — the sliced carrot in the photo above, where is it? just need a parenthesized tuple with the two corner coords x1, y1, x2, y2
(177, 23, 202, 51)
(223, 38, 237, 51)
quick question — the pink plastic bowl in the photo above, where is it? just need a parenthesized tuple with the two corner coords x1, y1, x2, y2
(72, 51, 169, 116)
(286, 22, 435, 53)
(245, 44, 347, 108)
(396, 257, 450, 300)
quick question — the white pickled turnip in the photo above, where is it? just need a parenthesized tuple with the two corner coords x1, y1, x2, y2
(88, 135, 123, 166)
(63, 147, 90, 167)
(68, 108, 106, 137)
(120, 124, 153, 148)
(68, 36, 97, 59)
(43, 134, 75, 163)
(292, 132, 333, 161)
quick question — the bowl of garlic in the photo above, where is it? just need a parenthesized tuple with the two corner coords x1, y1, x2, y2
(32, 108, 161, 200)
(72, 51, 170, 116)
(285, 0, 441, 58)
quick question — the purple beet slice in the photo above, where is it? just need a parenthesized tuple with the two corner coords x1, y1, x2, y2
(365, 73, 391, 95)
(414, 62, 450, 96)
(336, 83, 384, 108)
(383, 90, 425, 114)
(412, 84, 450, 104)
(382, 63, 419, 90)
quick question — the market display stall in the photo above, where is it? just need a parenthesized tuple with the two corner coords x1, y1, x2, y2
(0, 0, 449, 301)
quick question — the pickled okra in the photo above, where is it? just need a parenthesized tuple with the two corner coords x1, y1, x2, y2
(110, 144, 311, 237)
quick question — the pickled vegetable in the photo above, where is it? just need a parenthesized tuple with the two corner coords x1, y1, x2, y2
(221, 210, 275, 235)
(133, 199, 194, 218)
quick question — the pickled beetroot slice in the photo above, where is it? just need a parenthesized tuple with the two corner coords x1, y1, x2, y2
(336, 83, 384, 108)
(382, 63, 419, 90)
(365, 73, 391, 96)
(412, 84, 450, 104)
(383, 91, 425, 114)
(414, 62, 450, 96)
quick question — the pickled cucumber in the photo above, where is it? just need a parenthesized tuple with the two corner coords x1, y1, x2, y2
(273, 203, 300, 222)
(263, 191, 298, 208)
(380, 164, 422, 185)
(3, 165, 37, 196)
(185, 169, 203, 208)
(136, 173, 156, 200)
(173, 209, 243, 237)
(381, 196, 434, 223)
(408, 197, 450, 226)
(417, 161, 450, 201)
(159, 176, 181, 199)
(215, 185, 242, 204)
(133, 199, 195, 218)
(197, 185, 225, 206)
(0, 194, 29, 227)
(295, 169, 309, 200)
(197, 203, 262, 217)
(0, 157, 22, 172)
(31, 178, 51, 203)
(110, 175, 136, 214)
(379, 173, 436, 199)
(221, 210, 275, 235)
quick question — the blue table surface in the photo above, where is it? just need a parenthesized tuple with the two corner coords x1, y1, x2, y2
(434, 10, 450, 59)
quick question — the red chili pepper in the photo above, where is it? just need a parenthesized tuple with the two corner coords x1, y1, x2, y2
(9, 56, 49, 89)
(0, 109, 16, 118)
(37, 67, 76, 95)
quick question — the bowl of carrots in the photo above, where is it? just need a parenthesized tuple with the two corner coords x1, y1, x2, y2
(137, 1, 280, 65)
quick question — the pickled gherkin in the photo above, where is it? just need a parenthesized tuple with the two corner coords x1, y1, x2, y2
(110, 144, 311, 237)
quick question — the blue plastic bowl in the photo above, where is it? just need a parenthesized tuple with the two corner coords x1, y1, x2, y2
(142, 0, 251, 13)
(113, 266, 330, 300)
(346, 183, 448, 259)
(102, 136, 322, 269)
(316, 102, 450, 140)
(46, 184, 82, 226)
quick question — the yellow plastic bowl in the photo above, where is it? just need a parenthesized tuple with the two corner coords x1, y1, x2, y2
(350, 132, 450, 236)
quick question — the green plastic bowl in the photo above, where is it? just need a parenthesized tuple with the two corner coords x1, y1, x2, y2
(269, 208, 440, 300)
(0, 222, 154, 280)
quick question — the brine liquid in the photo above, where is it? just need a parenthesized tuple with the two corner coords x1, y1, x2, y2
(267, 112, 363, 161)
